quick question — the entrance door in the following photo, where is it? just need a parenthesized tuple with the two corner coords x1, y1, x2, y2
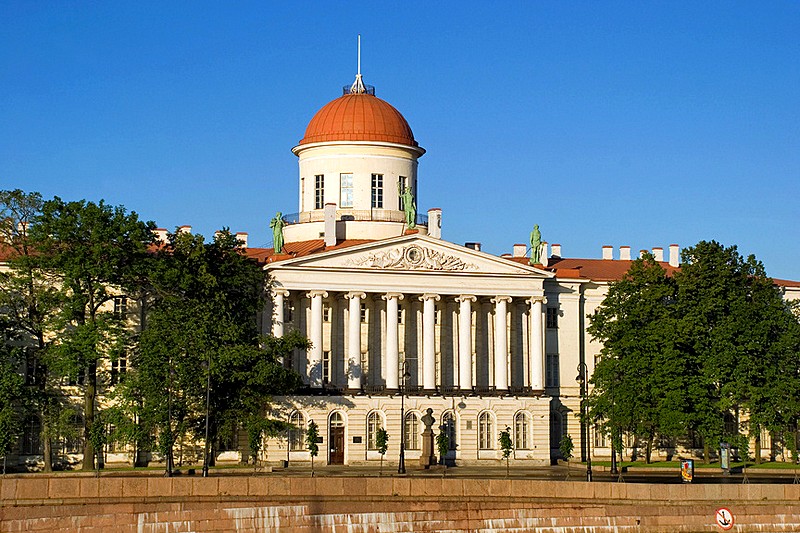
(329, 412, 345, 465)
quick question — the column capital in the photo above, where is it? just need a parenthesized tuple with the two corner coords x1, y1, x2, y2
(419, 293, 441, 302)
(490, 295, 513, 304)
(271, 288, 289, 297)
(344, 291, 366, 300)
(306, 290, 329, 299)
(527, 295, 547, 305)
(455, 294, 477, 303)
(381, 292, 405, 301)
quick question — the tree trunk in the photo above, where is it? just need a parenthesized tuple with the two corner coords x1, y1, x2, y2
(42, 434, 52, 472)
(645, 437, 653, 464)
(82, 362, 97, 470)
(703, 442, 710, 464)
(755, 431, 762, 465)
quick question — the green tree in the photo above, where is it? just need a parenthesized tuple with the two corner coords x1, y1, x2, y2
(116, 229, 305, 471)
(499, 426, 513, 476)
(436, 427, 449, 466)
(376, 427, 389, 474)
(587, 253, 686, 463)
(559, 433, 573, 479)
(306, 420, 319, 476)
(28, 197, 155, 470)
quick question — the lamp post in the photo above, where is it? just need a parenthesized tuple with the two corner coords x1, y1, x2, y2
(398, 361, 411, 474)
(576, 362, 592, 482)
(202, 352, 212, 478)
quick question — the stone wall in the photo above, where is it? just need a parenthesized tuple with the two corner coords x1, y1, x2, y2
(3, 475, 800, 532)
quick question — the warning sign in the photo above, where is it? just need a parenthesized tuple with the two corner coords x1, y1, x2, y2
(715, 508, 734, 530)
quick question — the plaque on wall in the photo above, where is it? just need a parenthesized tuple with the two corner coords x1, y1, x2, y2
(316, 437, 324, 443)
(353, 436, 362, 444)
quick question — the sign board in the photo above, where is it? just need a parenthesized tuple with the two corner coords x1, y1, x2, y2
(680, 458, 694, 483)
(720, 442, 731, 473)
(715, 507, 734, 530)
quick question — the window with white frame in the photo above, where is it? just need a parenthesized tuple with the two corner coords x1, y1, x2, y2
(323, 304, 330, 322)
(546, 353, 560, 387)
(594, 425, 607, 448)
(360, 303, 368, 322)
(514, 411, 530, 450)
(340, 173, 354, 208)
(367, 411, 383, 450)
(371, 174, 383, 208)
(546, 307, 558, 329)
(113, 296, 128, 318)
(21, 416, 42, 455)
(404, 412, 419, 450)
(110, 353, 127, 385)
(288, 411, 305, 451)
(314, 175, 324, 209)
(397, 306, 404, 324)
(322, 351, 330, 384)
(478, 411, 494, 450)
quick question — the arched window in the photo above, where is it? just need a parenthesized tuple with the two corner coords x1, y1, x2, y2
(367, 411, 383, 450)
(550, 410, 563, 449)
(288, 412, 306, 451)
(478, 411, 494, 450)
(514, 412, 530, 450)
(330, 411, 345, 427)
(442, 411, 457, 450)
(22, 416, 42, 455)
(404, 412, 419, 450)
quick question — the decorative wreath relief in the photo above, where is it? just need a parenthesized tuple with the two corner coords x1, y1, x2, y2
(347, 245, 477, 271)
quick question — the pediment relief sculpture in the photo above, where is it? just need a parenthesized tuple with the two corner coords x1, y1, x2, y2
(346, 245, 478, 271)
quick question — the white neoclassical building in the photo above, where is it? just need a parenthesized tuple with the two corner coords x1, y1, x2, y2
(254, 71, 800, 467)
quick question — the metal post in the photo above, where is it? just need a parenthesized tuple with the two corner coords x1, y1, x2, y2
(577, 361, 592, 482)
(610, 432, 619, 476)
(398, 361, 410, 474)
(202, 352, 212, 477)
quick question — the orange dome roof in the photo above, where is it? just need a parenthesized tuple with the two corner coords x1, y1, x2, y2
(299, 93, 418, 147)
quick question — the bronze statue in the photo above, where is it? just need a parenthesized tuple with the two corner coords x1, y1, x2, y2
(270, 212, 285, 253)
(398, 182, 416, 229)
(529, 224, 542, 265)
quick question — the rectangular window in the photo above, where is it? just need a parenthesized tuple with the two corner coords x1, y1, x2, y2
(111, 353, 127, 385)
(340, 173, 354, 208)
(361, 351, 369, 379)
(398, 176, 407, 210)
(397, 306, 404, 324)
(546, 353, 560, 387)
(284, 304, 294, 323)
(323, 305, 330, 322)
(594, 425, 607, 448)
(24, 349, 43, 386)
(546, 307, 558, 329)
(360, 303, 368, 323)
(322, 351, 330, 384)
(314, 175, 324, 209)
(371, 174, 383, 208)
(113, 296, 128, 318)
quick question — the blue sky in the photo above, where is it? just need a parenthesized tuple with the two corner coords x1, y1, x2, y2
(2, 2, 798, 279)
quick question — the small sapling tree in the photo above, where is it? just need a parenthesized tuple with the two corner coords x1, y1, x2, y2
(376, 427, 389, 475)
(560, 433, 574, 479)
(306, 420, 319, 477)
(499, 426, 513, 476)
(436, 427, 450, 466)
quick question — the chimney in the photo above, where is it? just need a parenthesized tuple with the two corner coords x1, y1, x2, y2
(465, 242, 481, 251)
(652, 247, 664, 262)
(324, 203, 337, 247)
(152, 228, 168, 243)
(513, 243, 527, 257)
(640, 249, 648, 258)
(602, 245, 613, 260)
(619, 246, 631, 261)
(551, 243, 561, 258)
(236, 232, 248, 248)
(178, 225, 192, 235)
(669, 244, 680, 267)
(427, 208, 442, 239)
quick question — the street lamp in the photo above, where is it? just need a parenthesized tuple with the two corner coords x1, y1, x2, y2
(576, 362, 593, 482)
(398, 361, 411, 474)
(202, 352, 212, 478)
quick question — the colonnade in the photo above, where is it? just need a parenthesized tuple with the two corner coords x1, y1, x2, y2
(271, 290, 546, 394)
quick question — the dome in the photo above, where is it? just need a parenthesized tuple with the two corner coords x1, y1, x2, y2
(299, 93, 418, 147)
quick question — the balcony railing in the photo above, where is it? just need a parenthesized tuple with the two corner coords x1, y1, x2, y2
(282, 210, 428, 227)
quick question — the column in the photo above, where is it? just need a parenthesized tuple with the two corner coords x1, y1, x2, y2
(271, 289, 288, 338)
(492, 296, 512, 391)
(419, 293, 440, 391)
(307, 290, 327, 388)
(345, 292, 366, 390)
(382, 292, 404, 390)
(456, 295, 476, 391)
(529, 296, 545, 390)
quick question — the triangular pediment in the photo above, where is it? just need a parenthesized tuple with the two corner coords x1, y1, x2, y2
(268, 234, 553, 277)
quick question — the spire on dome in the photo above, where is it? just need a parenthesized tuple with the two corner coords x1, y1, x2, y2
(349, 34, 366, 94)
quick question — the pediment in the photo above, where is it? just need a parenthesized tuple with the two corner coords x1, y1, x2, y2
(268, 235, 552, 277)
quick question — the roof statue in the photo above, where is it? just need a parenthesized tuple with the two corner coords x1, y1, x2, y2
(270, 211, 285, 253)
(398, 182, 416, 229)
(530, 224, 542, 265)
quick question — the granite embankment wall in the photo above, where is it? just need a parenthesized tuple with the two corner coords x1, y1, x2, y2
(3, 475, 800, 532)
